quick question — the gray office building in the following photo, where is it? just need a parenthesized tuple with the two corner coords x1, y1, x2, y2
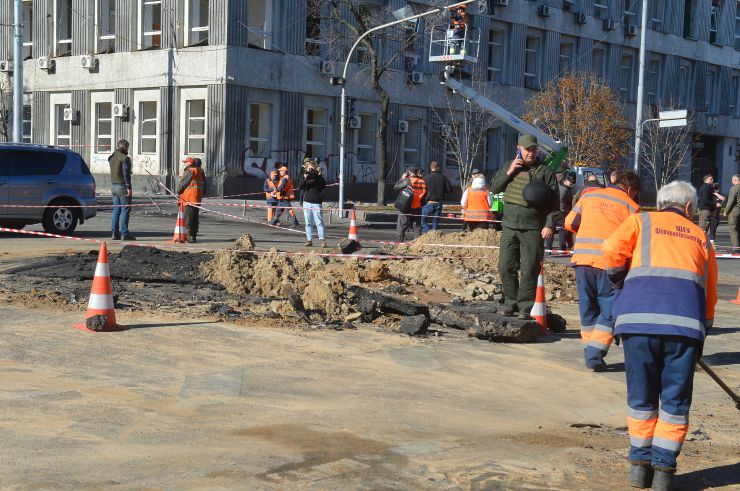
(0, 1, 738, 197)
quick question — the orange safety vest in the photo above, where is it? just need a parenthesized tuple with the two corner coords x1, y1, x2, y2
(277, 176, 295, 200)
(265, 179, 277, 199)
(410, 177, 427, 209)
(462, 188, 493, 222)
(180, 166, 205, 205)
(602, 210, 718, 342)
(564, 186, 639, 269)
(449, 8, 466, 31)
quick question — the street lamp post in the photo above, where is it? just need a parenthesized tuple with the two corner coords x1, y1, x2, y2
(12, 0, 23, 143)
(336, 0, 474, 214)
(633, 0, 649, 173)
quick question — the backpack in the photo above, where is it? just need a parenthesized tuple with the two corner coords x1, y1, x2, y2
(394, 185, 414, 214)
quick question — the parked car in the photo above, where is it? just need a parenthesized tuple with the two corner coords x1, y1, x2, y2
(0, 143, 97, 234)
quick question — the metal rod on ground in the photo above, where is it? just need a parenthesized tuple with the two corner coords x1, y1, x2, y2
(697, 359, 740, 410)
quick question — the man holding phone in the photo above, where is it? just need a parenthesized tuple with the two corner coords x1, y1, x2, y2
(491, 134, 559, 319)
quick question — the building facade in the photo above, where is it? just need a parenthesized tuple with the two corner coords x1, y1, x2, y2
(0, 0, 738, 197)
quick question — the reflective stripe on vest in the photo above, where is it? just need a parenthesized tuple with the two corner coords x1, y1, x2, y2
(462, 188, 493, 222)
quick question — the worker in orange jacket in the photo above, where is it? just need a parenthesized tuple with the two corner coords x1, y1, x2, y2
(601, 181, 717, 491)
(565, 171, 640, 371)
(461, 173, 493, 231)
(177, 156, 207, 243)
(264, 170, 279, 222)
(270, 165, 300, 228)
(448, 5, 467, 55)
(394, 168, 427, 242)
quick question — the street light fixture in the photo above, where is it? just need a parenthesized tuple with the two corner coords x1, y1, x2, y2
(336, 0, 475, 214)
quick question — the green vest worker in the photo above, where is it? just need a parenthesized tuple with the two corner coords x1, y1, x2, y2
(491, 134, 560, 319)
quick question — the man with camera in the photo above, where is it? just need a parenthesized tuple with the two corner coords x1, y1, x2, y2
(295, 158, 327, 248)
(394, 168, 427, 243)
(491, 134, 559, 320)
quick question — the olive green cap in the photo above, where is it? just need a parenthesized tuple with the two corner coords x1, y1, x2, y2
(518, 134, 538, 148)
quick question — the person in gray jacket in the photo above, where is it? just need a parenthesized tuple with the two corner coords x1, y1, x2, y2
(725, 174, 740, 249)
(109, 139, 135, 240)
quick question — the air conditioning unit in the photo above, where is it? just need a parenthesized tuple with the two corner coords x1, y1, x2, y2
(562, 0, 575, 10)
(0, 60, 11, 73)
(63, 108, 79, 124)
(80, 54, 97, 70)
(492, 0, 508, 6)
(625, 24, 638, 37)
(575, 12, 587, 25)
(603, 18, 616, 31)
(410, 71, 423, 84)
(320, 60, 335, 76)
(347, 115, 361, 129)
(538, 5, 551, 17)
(112, 103, 129, 118)
(37, 56, 55, 71)
(397, 120, 409, 133)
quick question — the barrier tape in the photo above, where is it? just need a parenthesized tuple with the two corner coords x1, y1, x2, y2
(2, 201, 174, 209)
(202, 183, 339, 200)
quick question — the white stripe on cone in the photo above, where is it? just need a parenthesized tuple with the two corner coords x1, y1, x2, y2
(88, 293, 115, 310)
(94, 262, 110, 278)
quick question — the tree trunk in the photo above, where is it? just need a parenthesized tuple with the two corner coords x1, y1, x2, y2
(376, 92, 389, 205)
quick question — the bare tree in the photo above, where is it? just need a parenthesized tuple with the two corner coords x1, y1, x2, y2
(430, 68, 503, 191)
(639, 105, 698, 194)
(0, 76, 12, 141)
(523, 73, 629, 171)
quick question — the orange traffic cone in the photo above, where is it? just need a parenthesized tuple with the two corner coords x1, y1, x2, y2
(348, 209, 361, 248)
(172, 203, 188, 243)
(74, 242, 122, 332)
(731, 287, 740, 305)
(530, 262, 548, 335)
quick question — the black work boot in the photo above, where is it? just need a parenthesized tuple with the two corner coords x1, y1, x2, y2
(502, 305, 516, 317)
(629, 461, 653, 488)
(651, 467, 675, 491)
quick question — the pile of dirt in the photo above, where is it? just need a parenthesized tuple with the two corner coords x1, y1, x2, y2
(234, 234, 255, 251)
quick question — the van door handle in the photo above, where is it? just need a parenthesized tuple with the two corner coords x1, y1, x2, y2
(44, 180, 57, 184)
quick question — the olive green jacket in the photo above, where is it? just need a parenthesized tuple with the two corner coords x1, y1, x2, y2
(490, 159, 560, 230)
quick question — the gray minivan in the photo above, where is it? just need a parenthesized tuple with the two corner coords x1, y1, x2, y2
(0, 143, 97, 234)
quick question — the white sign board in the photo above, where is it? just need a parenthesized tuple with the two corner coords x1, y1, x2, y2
(659, 109, 688, 120)
(659, 118, 688, 128)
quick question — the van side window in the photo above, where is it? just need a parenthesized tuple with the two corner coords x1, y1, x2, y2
(7, 150, 67, 176)
(0, 152, 8, 176)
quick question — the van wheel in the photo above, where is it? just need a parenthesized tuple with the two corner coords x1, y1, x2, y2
(42, 203, 78, 235)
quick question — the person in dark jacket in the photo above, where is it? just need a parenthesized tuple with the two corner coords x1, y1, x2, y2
(491, 134, 559, 320)
(394, 168, 427, 242)
(421, 161, 452, 233)
(295, 159, 327, 247)
(706, 182, 725, 242)
(697, 174, 715, 233)
(108, 139, 135, 240)
(546, 172, 574, 252)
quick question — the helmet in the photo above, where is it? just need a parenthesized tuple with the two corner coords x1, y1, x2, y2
(522, 179, 552, 208)
(457, 5, 466, 10)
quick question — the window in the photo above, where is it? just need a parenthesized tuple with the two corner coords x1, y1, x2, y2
(305, 108, 326, 159)
(186, 100, 206, 154)
(249, 103, 271, 156)
(591, 45, 606, 79)
(96, 0, 116, 53)
(559, 39, 575, 75)
(524, 33, 541, 89)
(94, 102, 113, 154)
(705, 66, 717, 112)
(54, 105, 71, 147)
(356, 114, 376, 167)
(21, 1, 32, 59)
(647, 57, 661, 106)
(247, 0, 272, 50)
(401, 119, 422, 168)
(306, 0, 321, 56)
(650, 0, 664, 29)
(7, 151, 66, 176)
(487, 28, 505, 83)
(710, 0, 719, 43)
(140, 0, 162, 49)
(735, 1, 740, 49)
(619, 50, 635, 100)
(55, 0, 72, 56)
(730, 75, 739, 116)
(139, 101, 158, 154)
(624, 0, 637, 25)
(678, 60, 691, 108)
(594, 0, 609, 20)
(22, 104, 32, 143)
(186, 0, 209, 46)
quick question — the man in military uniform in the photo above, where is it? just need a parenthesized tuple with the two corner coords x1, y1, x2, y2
(491, 134, 559, 319)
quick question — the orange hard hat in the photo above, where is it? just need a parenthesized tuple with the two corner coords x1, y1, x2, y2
(182, 156, 196, 164)
(457, 5, 466, 10)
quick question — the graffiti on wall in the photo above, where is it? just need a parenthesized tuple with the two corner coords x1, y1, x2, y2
(241, 148, 338, 183)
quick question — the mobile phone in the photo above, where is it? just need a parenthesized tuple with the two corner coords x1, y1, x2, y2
(516, 148, 523, 161)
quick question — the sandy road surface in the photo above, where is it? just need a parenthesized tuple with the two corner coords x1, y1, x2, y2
(0, 209, 738, 489)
